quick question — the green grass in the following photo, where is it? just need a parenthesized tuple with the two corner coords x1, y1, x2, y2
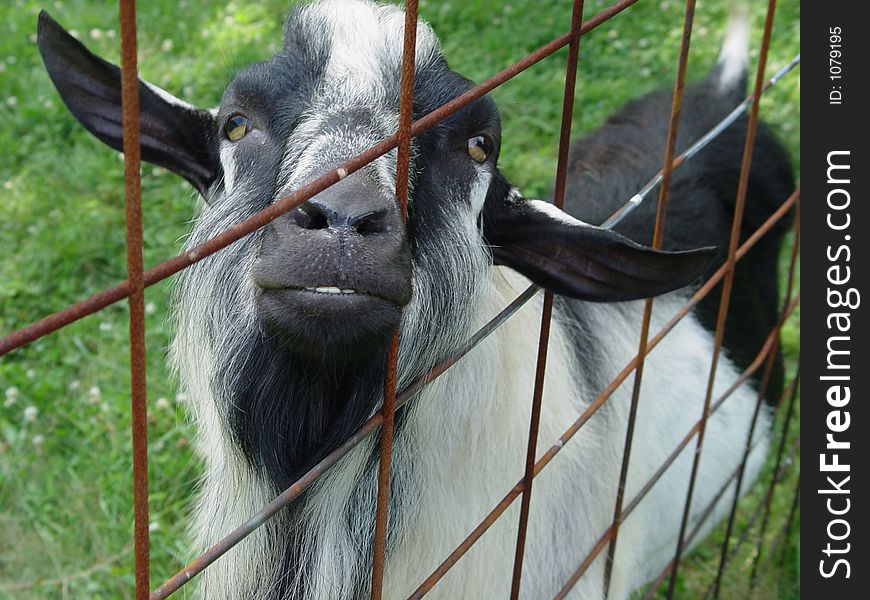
(0, 0, 799, 598)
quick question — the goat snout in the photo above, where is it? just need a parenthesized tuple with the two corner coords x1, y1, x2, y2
(250, 174, 412, 356)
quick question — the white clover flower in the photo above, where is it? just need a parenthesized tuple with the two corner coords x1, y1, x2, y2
(161, 39, 174, 52)
(69, 380, 82, 391)
(156, 397, 171, 411)
(4, 386, 18, 400)
(89, 28, 103, 40)
(88, 386, 102, 404)
(99, 321, 113, 332)
(6, 97, 18, 107)
(24, 406, 38, 422)
(25, 368, 36, 379)
(145, 302, 157, 315)
(33, 434, 45, 446)
(149, 521, 160, 532)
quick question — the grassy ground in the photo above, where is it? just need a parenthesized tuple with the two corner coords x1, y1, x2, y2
(0, 0, 799, 598)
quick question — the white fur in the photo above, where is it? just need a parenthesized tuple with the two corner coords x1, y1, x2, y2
(144, 80, 198, 112)
(469, 170, 492, 214)
(219, 144, 238, 193)
(301, 0, 440, 103)
(715, 8, 750, 93)
(529, 198, 591, 227)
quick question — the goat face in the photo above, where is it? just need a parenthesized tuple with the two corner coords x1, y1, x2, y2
(37, 0, 715, 483)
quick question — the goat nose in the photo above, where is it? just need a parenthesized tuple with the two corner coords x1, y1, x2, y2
(286, 174, 397, 236)
(289, 201, 391, 235)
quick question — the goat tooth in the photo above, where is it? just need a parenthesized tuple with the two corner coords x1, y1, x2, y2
(340, 289, 356, 294)
(315, 286, 342, 294)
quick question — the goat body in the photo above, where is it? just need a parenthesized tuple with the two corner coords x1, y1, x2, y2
(37, 2, 793, 598)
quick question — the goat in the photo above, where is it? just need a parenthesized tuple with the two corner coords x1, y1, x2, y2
(37, 1, 794, 598)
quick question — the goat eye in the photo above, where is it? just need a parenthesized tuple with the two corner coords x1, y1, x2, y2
(224, 115, 250, 142)
(466, 135, 492, 163)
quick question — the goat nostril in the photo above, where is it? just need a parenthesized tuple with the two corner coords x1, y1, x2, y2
(352, 210, 390, 236)
(291, 203, 329, 230)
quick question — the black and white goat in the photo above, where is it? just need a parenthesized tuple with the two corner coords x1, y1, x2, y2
(37, 1, 794, 598)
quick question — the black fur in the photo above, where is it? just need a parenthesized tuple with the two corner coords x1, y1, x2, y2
(560, 71, 795, 401)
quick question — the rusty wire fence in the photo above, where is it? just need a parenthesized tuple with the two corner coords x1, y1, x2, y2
(0, 0, 801, 598)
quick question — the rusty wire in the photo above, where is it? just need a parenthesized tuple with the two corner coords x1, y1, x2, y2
(758, 473, 800, 577)
(750, 368, 801, 585)
(602, 1, 696, 596)
(117, 1, 150, 597)
(371, 1, 418, 597)
(0, 0, 801, 597)
(509, 2, 585, 598)
(665, 1, 780, 595)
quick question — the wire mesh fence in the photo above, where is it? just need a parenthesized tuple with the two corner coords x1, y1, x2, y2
(0, 0, 800, 598)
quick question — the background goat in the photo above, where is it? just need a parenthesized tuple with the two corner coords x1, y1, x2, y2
(36, 0, 794, 598)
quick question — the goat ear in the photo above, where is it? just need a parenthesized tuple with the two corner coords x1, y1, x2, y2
(483, 189, 716, 302)
(37, 11, 218, 195)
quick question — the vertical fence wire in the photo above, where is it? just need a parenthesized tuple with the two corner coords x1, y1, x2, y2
(601, 2, 695, 596)
(371, 1, 419, 597)
(709, 183, 796, 599)
(665, 1, 779, 595)
(763, 473, 800, 576)
(118, 1, 150, 597)
(509, 2, 585, 597)
(750, 370, 800, 585)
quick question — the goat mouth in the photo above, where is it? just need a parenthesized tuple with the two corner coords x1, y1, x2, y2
(255, 283, 405, 305)
(254, 284, 407, 357)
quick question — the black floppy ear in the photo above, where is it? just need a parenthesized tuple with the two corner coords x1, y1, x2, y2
(37, 11, 217, 195)
(483, 187, 716, 302)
